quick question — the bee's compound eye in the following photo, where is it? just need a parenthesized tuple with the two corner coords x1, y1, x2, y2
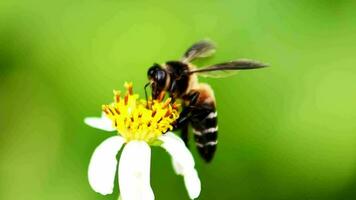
(155, 69, 167, 85)
(147, 67, 155, 78)
(147, 63, 161, 78)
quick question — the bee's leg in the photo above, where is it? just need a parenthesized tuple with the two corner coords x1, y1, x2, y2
(173, 107, 192, 147)
(169, 80, 177, 93)
(175, 91, 200, 126)
(186, 91, 200, 105)
(172, 91, 201, 146)
(175, 106, 191, 129)
(180, 122, 189, 147)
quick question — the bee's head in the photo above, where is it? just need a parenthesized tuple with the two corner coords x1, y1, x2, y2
(147, 63, 168, 99)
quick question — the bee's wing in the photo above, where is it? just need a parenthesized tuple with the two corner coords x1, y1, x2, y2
(188, 59, 268, 78)
(181, 40, 216, 63)
(193, 70, 238, 78)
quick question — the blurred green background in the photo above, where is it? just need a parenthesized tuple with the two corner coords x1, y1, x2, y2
(1, 0, 355, 199)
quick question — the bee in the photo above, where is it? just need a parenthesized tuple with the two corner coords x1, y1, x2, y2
(146, 40, 268, 162)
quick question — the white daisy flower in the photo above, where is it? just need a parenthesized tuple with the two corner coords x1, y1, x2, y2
(85, 83, 201, 200)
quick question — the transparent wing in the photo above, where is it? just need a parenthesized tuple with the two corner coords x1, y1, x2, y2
(196, 70, 239, 78)
(181, 40, 216, 63)
(189, 59, 268, 78)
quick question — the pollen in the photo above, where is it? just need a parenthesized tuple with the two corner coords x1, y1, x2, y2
(102, 82, 180, 144)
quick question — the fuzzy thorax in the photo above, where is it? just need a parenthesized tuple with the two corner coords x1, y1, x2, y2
(102, 82, 180, 144)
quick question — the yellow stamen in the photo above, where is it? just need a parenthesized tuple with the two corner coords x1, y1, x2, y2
(102, 82, 180, 144)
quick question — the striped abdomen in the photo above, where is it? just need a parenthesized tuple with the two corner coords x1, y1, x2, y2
(191, 108, 218, 162)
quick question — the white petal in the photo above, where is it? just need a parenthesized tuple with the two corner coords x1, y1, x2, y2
(88, 136, 125, 195)
(84, 112, 116, 132)
(119, 141, 154, 200)
(159, 132, 201, 199)
(159, 132, 194, 175)
(183, 169, 201, 199)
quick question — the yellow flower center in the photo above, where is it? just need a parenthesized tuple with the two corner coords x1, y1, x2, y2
(102, 82, 180, 144)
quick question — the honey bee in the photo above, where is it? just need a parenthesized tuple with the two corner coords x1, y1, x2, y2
(146, 40, 268, 162)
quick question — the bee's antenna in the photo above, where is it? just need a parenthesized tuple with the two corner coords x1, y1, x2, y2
(144, 82, 151, 107)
